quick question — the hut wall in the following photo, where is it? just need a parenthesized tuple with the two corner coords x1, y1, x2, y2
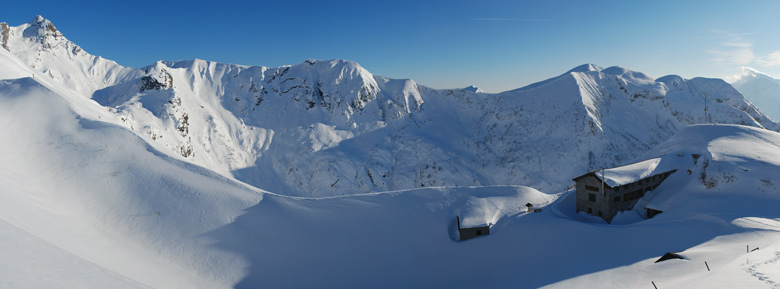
(575, 174, 611, 220)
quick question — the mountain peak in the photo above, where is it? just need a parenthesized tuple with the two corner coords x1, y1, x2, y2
(313, 58, 364, 71)
(21, 15, 62, 41)
(730, 66, 780, 122)
(741, 66, 764, 76)
(28, 15, 57, 32)
(30, 15, 47, 25)
(730, 67, 776, 85)
(509, 64, 603, 92)
(601, 66, 655, 82)
(736, 66, 771, 80)
(462, 85, 483, 93)
(601, 66, 630, 75)
(568, 63, 603, 73)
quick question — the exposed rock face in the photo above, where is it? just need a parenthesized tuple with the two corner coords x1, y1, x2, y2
(23, 15, 67, 51)
(140, 70, 173, 91)
(0, 22, 9, 51)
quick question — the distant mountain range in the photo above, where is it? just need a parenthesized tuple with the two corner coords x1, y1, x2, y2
(731, 67, 780, 122)
(1, 16, 777, 197)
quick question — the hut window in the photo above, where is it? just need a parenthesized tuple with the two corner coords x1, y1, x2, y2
(588, 208, 592, 214)
(588, 193, 596, 202)
(476, 230, 483, 236)
(614, 196, 621, 203)
(586, 185, 599, 192)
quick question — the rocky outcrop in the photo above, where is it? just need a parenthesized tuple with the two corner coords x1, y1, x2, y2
(140, 71, 173, 91)
(23, 15, 67, 51)
(0, 22, 9, 51)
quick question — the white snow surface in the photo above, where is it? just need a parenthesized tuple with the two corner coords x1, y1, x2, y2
(2, 16, 780, 289)
(591, 157, 663, 187)
(731, 67, 780, 122)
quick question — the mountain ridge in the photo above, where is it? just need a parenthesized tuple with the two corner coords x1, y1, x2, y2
(1, 16, 777, 197)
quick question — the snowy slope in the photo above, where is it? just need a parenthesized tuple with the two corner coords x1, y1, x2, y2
(219, 124, 780, 289)
(545, 124, 780, 288)
(3, 83, 779, 288)
(0, 76, 262, 288)
(731, 67, 780, 122)
(0, 219, 152, 289)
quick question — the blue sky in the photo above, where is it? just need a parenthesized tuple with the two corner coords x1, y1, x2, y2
(4, 0, 780, 92)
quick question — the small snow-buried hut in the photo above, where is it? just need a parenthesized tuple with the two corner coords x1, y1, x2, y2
(655, 252, 685, 263)
(457, 216, 490, 241)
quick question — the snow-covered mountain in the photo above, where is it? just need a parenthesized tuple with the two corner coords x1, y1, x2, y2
(462, 85, 484, 93)
(0, 16, 140, 96)
(2, 16, 777, 197)
(731, 67, 780, 122)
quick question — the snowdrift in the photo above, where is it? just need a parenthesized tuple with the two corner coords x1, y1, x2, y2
(0, 76, 261, 288)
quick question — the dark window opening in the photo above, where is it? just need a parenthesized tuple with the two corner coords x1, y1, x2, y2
(614, 196, 621, 203)
(598, 211, 603, 217)
(587, 208, 592, 214)
(476, 230, 483, 236)
(588, 193, 596, 202)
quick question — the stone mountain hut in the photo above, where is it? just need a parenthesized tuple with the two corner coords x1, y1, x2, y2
(573, 158, 677, 223)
